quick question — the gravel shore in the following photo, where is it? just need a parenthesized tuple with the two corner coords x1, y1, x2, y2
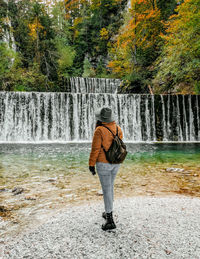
(2, 195, 200, 259)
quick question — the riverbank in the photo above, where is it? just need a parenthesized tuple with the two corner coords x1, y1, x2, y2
(1, 143, 200, 242)
(1, 162, 200, 242)
(2, 196, 200, 258)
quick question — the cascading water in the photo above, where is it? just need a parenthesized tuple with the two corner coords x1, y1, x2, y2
(66, 77, 121, 93)
(0, 78, 200, 142)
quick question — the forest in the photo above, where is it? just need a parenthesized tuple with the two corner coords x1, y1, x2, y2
(0, 0, 200, 94)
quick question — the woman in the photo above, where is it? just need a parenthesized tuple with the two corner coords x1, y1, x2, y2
(89, 107, 123, 231)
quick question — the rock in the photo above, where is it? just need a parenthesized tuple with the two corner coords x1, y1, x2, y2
(12, 221, 19, 224)
(0, 188, 9, 192)
(165, 249, 172, 255)
(32, 176, 41, 179)
(166, 168, 184, 173)
(65, 194, 74, 198)
(90, 189, 97, 192)
(181, 172, 191, 176)
(45, 177, 57, 182)
(97, 190, 103, 195)
(12, 187, 24, 195)
(0, 205, 9, 212)
(25, 196, 36, 201)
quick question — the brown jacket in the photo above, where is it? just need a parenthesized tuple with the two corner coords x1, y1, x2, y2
(89, 121, 123, 166)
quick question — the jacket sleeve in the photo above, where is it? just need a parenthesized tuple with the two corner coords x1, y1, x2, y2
(89, 128, 102, 166)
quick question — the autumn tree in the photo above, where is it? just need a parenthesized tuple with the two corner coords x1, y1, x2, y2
(153, 0, 200, 94)
(108, 0, 163, 92)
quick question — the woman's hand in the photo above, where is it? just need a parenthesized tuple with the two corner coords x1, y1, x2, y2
(89, 166, 96, 175)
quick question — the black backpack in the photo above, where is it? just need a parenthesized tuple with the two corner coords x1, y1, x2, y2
(101, 125, 128, 164)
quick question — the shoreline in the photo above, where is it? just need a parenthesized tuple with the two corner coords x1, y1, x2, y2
(1, 192, 200, 244)
(1, 162, 200, 242)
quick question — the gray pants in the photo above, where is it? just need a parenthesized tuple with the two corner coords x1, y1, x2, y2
(96, 162, 120, 213)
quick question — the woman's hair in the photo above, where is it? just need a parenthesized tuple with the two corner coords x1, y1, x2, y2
(95, 120, 102, 128)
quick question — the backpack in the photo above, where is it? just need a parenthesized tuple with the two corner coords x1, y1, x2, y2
(101, 125, 128, 164)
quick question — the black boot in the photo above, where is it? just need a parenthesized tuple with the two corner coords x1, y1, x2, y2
(102, 211, 116, 231)
(102, 211, 106, 220)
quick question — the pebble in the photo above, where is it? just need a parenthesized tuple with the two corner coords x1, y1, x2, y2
(45, 177, 58, 182)
(65, 194, 74, 198)
(12, 187, 24, 195)
(0, 188, 9, 192)
(1, 196, 200, 259)
(166, 168, 184, 173)
(24, 196, 37, 201)
(97, 190, 103, 195)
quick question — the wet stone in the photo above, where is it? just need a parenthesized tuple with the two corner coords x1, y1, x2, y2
(0, 188, 9, 192)
(0, 205, 10, 212)
(166, 168, 184, 173)
(45, 177, 58, 182)
(24, 196, 37, 201)
(12, 187, 24, 195)
(97, 190, 103, 195)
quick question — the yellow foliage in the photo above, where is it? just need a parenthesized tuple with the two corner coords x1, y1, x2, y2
(100, 28, 109, 40)
(74, 17, 83, 27)
(28, 18, 44, 40)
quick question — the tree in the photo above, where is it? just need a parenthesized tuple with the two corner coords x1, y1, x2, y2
(157, 0, 177, 21)
(108, 0, 163, 92)
(0, 41, 17, 90)
(153, 0, 200, 94)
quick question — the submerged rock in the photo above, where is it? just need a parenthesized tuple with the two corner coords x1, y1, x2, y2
(45, 177, 58, 182)
(12, 187, 24, 195)
(166, 168, 184, 173)
(0, 188, 9, 192)
(24, 196, 37, 201)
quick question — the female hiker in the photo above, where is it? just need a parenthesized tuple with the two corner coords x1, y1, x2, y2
(89, 107, 123, 231)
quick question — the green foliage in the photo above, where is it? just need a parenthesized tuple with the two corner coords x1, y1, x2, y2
(153, 0, 200, 93)
(82, 57, 95, 77)
(0, 0, 199, 93)
(194, 81, 200, 94)
(157, 0, 177, 20)
(0, 41, 19, 90)
(56, 40, 76, 77)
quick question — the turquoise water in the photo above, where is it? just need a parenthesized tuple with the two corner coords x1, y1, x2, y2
(126, 143, 200, 165)
(0, 143, 200, 178)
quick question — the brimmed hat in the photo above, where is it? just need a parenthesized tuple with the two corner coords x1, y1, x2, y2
(95, 107, 115, 123)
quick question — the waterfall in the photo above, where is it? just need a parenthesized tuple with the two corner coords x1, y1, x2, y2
(66, 77, 121, 93)
(0, 79, 200, 142)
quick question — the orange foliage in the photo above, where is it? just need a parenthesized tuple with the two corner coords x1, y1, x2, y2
(65, 0, 87, 19)
(108, 0, 162, 76)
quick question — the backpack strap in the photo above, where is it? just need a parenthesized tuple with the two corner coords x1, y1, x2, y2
(101, 125, 118, 137)
(100, 125, 119, 151)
